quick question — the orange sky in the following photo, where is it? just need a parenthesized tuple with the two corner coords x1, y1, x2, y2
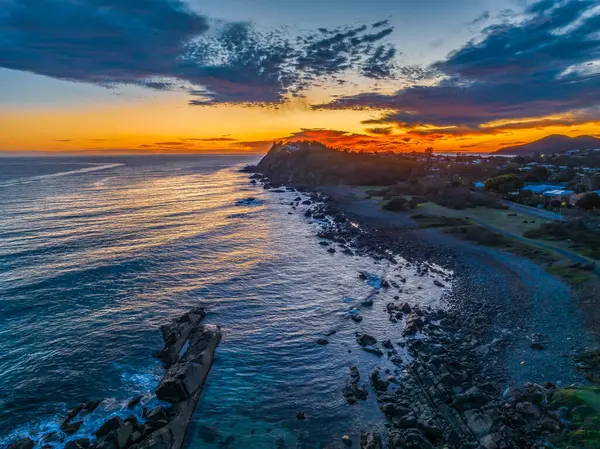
(1, 91, 599, 154)
(1, 0, 598, 155)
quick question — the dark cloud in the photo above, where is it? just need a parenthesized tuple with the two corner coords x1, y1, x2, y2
(184, 137, 238, 142)
(0, 1, 399, 106)
(317, 0, 600, 131)
(231, 139, 275, 152)
(54, 139, 72, 142)
(0, 0, 209, 85)
(372, 20, 390, 29)
(361, 45, 397, 79)
(366, 127, 393, 135)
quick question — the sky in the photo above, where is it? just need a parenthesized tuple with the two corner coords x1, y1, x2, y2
(0, 0, 599, 153)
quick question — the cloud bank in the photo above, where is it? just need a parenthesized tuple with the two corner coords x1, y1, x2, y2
(0, 0, 398, 105)
(317, 0, 600, 134)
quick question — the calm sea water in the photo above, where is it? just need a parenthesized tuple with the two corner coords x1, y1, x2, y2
(0, 155, 449, 448)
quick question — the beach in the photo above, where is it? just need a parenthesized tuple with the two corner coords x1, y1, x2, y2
(1, 155, 598, 449)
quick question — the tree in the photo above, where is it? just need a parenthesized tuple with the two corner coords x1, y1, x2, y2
(577, 192, 600, 210)
(484, 174, 524, 194)
(552, 168, 576, 183)
(530, 166, 549, 181)
(589, 174, 600, 190)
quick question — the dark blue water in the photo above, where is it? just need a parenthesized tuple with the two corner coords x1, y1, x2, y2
(0, 155, 449, 448)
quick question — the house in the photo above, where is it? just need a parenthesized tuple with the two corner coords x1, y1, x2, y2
(521, 184, 565, 194)
(541, 189, 574, 205)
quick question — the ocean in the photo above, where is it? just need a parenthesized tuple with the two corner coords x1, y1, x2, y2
(0, 155, 448, 448)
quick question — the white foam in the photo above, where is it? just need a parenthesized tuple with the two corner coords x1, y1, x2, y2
(0, 164, 124, 188)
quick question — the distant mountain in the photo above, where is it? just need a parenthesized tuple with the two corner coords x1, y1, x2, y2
(494, 134, 600, 155)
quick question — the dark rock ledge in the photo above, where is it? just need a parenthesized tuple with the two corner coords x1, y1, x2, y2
(8, 308, 221, 449)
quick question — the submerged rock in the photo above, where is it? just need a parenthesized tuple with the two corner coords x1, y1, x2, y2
(362, 346, 383, 356)
(343, 366, 368, 404)
(381, 339, 394, 349)
(127, 395, 143, 409)
(61, 420, 83, 434)
(64, 438, 90, 449)
(360, 432, 382, 449)
(7, 438, 34, 449)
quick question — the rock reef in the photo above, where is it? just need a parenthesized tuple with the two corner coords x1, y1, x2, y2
(8, 309, 221, 449)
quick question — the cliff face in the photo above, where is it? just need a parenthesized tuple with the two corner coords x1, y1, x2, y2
(254, 141, 418, 187)
(255, 141, 334, 186)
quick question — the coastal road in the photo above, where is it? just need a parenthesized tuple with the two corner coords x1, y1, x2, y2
(501, 201, 565, 221)
(468, 216, 600, 277)
(328, 186, 597, 276)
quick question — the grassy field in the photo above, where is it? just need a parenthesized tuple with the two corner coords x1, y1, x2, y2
(411, 201, 550, 235)
(354, 187, 598, 266)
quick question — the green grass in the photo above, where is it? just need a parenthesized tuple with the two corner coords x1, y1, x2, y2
(552, 387, 600, 449)
(547, 264, 595, 284)
(411, 214, 471, 229)
(552, 387, 600, 411)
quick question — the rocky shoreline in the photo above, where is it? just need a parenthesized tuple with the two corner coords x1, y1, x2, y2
(246, 166, 600, 449)
(7, 309, 221, 449)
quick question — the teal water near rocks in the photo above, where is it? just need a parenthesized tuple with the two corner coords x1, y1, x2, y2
(0, 155, 450, 448)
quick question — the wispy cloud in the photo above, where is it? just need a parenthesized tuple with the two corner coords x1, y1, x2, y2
(183, 137, 238, 142)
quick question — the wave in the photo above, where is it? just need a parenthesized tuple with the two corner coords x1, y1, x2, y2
(0, 164, 124, 188)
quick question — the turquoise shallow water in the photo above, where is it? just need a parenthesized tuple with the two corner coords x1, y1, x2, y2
(0, 155, 449, 448)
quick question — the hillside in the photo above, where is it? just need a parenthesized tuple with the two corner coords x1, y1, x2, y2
(495, 134, 600, 155)
(252, 141, 419, 186)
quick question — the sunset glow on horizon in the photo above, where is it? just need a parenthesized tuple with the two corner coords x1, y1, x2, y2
(1, 0, 598, 155)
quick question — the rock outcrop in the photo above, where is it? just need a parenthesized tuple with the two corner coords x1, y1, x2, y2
(127, 311, 221, 449)
(155, 308, 207, 367)
(7, 309, 221, 449)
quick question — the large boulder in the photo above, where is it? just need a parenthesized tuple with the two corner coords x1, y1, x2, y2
(389, 429, 434, 449)
(157, 308, 206, 367)
(356, 332, 377, 346)
(96, 417, 126, 438)
(104, 423, 133, 449)
(452, 386, 489, 411)
(155, 361, 207, 403)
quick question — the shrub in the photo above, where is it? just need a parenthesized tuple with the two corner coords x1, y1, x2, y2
(365, 188, 390, 197)
(383, 196, 409, 211)
(577, 193, 600, 211)
(524, 219, 600, 259)
(484, 174, 524, 194)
